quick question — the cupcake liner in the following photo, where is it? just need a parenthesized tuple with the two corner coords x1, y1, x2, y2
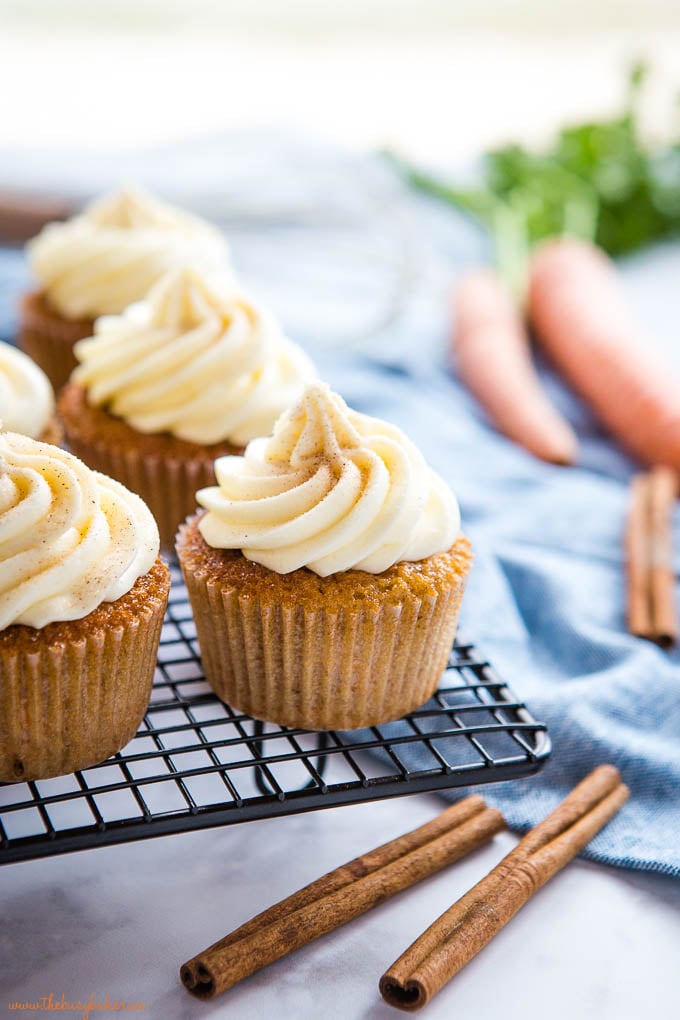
(0, 558, 170, 781)
(64, 437, 219, 552)
(177, 519, 470, 731)
(58, 383, 241, 551)
(18, 290, 93, 392)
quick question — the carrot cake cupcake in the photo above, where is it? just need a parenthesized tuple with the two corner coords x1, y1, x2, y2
(20, 185, 230, 391)
(176, 381, 471, 730)
(58, 266, 315, 548)
(0, 431, 169, 781)
(0, 338, 60, 444)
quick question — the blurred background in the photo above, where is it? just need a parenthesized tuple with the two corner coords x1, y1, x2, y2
(1, 0, 680, 160)
(1, 0, 679, 356)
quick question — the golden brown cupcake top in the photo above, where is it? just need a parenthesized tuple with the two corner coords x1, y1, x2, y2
(27, 186, 230, 319)
(179, 512, 472, 611)
(197, 381, 461, 576)
(72, 267, 315, 446)
(0, 432, 159, 630)
(0, 340, 54, 438)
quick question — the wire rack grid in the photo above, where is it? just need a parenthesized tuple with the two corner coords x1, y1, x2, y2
(0, 563, 550, 865)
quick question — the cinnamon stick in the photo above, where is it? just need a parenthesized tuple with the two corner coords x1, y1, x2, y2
(649, 466, 678, 647)
(626, 467, 678, 646)
(626, 472, 653, 639)
(380, 765, 629, 1011)
(181, 795, 505, 1000)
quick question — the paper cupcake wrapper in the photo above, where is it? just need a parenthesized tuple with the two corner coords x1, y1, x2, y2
(64, 431, 220, 552)
(19, 290, 93, 392)
(0, 563, 169, 781)
(59, 384, 241, 552)
(179, 553, 467, 731)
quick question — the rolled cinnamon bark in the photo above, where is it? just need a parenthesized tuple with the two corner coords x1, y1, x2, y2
(649, 466, 678, 647)
(180, 796, 505, 1000)
(626, 473, 653, 639)
(380, 765, 629, 1011)
(625, 468, 678, 646)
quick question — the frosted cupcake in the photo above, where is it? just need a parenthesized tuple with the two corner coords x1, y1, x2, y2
(0, 432, 170, 781)
(176, 382, 472, 730)
(20, 186, 230, 391)
(0, 339, 60, 444)
(59, 266, 315, 548)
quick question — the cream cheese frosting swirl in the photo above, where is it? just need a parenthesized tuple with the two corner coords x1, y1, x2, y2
(0, 432, 159, 630)
(27, 186, 230, 319)
(197, 381, 461, 575)
(73, 267, 315, 446)
(0, 341, 54, 439)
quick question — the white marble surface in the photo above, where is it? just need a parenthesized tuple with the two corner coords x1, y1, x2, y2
(1, 788, 679, 1020)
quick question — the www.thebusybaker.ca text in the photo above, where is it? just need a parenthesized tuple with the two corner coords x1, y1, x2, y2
(8, 993, 146, 1020)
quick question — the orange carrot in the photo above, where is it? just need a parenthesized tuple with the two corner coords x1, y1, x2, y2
(529, 237, 680, 466)
(452, 268, 578, 464)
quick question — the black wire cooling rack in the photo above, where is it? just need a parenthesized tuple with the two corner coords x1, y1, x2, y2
(0, 563, 550, 866)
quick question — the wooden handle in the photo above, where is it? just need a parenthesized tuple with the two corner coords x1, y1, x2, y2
(0, 189, 77, 243)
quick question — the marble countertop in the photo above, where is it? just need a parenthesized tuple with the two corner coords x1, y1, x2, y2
(2, 788, 678, 1020)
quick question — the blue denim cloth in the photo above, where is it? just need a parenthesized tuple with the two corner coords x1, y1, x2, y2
(3, 159, 679, 877)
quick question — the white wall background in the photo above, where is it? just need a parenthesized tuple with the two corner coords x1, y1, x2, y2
(0, 0, 679, 161)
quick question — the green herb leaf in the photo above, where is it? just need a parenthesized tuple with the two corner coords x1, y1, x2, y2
(386, 63, 680, 294)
